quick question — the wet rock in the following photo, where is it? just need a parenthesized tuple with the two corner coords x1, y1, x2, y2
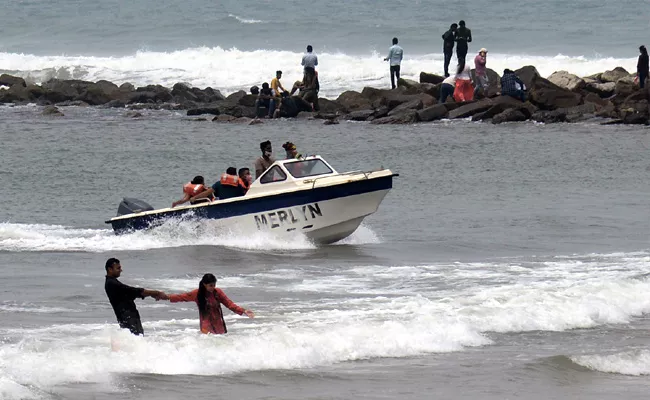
(132, 84, 173, 103)
(346, 109, 375, 121)
(187, 106, 220, 116)
(614, 76, 639, 99)
(248, 118, 263, 125)
(323, 119, 339, 125)
(419, 72, 444, 84)
(55, 100, 90, 107)
(372, 105, 390, 119)
(397, 78, 420, 89)
(492, 108, 527, 124)
(119, 82, 135, 92)
(318, 98, 347, 114)
(0, 83, 30, 103)
(296, 111, 314, 120)
(370, 110, 419, 124)
(0, 74, 26, 88)
(387, 99, 424, 116)
(125, 111, 143, 118)
(171, 82, 199, 103)
(231, 117, 253, 124)
(213, 114, 237, 122)
(448, 98, 494, 119)
(531, 109, 567, 123)
(105, 99, 126, 108)
(514, 65, 541, 90)
(547, 71, 586, 92)
(42, 105, 64, 116)
(336, 90, 373, 111)
(417, 104, 449, 122)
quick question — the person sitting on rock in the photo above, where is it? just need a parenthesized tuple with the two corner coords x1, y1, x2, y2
(500, 69, 526, 102)
(254, 82, 275, 118)
(295, 67, 319, 111)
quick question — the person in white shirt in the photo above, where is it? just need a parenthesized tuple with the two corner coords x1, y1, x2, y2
(383, 37, 404, 89)
(301, 45, 318, 71)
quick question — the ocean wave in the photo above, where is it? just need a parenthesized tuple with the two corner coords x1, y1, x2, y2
(0, 47, 637, 98)
(226, 13, 264, 24)
(572, 350, 650, 375)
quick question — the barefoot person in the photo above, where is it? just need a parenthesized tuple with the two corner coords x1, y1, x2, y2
(104, 258, 166, 336)
(161, 273, 254, 334)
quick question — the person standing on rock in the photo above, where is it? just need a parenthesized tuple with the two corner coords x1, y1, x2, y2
(473, 48, 489, 97)
(384, 37, 404, 89)
(636, 45, 649, 89)
(442, 23, 458, 77)
(455, 20, 472, 64)
(302, 45, 318, 72)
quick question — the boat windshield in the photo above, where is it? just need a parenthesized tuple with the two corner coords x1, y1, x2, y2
(284, 159, 333, 178)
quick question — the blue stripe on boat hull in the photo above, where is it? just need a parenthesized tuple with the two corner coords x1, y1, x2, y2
(108, 175, 395, 234)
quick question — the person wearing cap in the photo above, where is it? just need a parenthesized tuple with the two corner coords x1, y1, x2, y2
(474, 48, 489, 97)
(159, 273, 254, 335)
(282, 142, 302, 159)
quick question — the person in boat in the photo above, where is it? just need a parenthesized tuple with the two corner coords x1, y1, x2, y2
(191, 167, 247, 201)
(282, 141, 302, 159)
(171, 175, 213, 207)
(238, 167, 252, 192)
(104, 258, 166, 336)
(254, 140, 275, 179)
(159, 273, 254, 334)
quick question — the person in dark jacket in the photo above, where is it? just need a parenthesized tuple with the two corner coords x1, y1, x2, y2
(104, 258, 165, 336)
(500, 69, 526, 102)
(637, 45, 649, 89)
(455, 20, 472, 64)
(442, 23, 458, 77)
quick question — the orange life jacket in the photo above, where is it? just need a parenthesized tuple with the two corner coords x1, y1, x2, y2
(239, 178, 250, 192)
(183, 183, 206, 196)
(220, 173, 240, 187)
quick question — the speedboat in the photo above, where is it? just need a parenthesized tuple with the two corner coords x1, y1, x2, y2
(105, 156, 397, 244)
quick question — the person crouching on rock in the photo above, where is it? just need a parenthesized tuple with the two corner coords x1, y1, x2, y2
(453, 60, 474, 102)
(159, 273, 254, 334)
(255, 82, 276, 118)
(500, 69, 526, 102)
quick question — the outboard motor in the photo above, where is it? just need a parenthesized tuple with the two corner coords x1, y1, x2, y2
(117, 197, 154, 216)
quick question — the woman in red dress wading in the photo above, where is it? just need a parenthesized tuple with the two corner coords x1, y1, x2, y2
(164, 273, 254, 334)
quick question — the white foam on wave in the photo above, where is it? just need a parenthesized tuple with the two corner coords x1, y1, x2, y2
(226, 13, 264, 24)
(0, 220, 316, 253)
(572, 350, 650, 376)
(0, 47, 637, 98)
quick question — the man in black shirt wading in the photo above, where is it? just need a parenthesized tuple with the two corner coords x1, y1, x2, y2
(104, 258, 166, 336)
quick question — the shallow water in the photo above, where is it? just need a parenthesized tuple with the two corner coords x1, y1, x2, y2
(1, 106, 650, 399)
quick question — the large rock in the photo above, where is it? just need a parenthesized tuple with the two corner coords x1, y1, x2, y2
(448, 99, 494, 119)
(614, 76, 638, 99)
(42, 105, 64, 116)
(484, 68, 501, 97)
(0, 83, 30, 103)
(41, 79, 90, 103)
(548, 71, 586, 92)
(585, 82, 616, 98)
(529, 77, 582, 110)
(370, 110, 418, 124)
(472, 96, 524, 121)
(619, 99, 649, 124)
(492, 108, 527, 124)
(238, 94, 258, 107)
(563, 103, 598, 123)
(417, 104, 449, 121)
(0, 74, 26, 88)
(134, 84, 173, 103)
(531, 109, 567, 123)
(119, 82, 136, 92)
(514, 66, 541, 90)
(318, 98, 348, 114)
(337, 90, 372, 111)
(225, 90, 246, 102)
(387, 99, 423, 116)
(397, 78, 420, 89)
(187, 106, 220, 116)
(76, 80, 120, 105)
(172, 82, 199, 103)
(346, 109, 375, 121)
(420, 72, 444, 84)
(600, 67, 630, 83)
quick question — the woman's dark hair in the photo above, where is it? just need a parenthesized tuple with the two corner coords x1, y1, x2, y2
(197, 273, 217, 316)
(191, 175, 204, 185)
(640, 45, 647, 55)
(457, 60, 466, 75)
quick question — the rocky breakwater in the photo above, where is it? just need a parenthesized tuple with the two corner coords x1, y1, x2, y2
(0, 65, 648, 125)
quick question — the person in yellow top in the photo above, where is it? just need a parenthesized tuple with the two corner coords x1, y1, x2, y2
(271, 70, 287, 97)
